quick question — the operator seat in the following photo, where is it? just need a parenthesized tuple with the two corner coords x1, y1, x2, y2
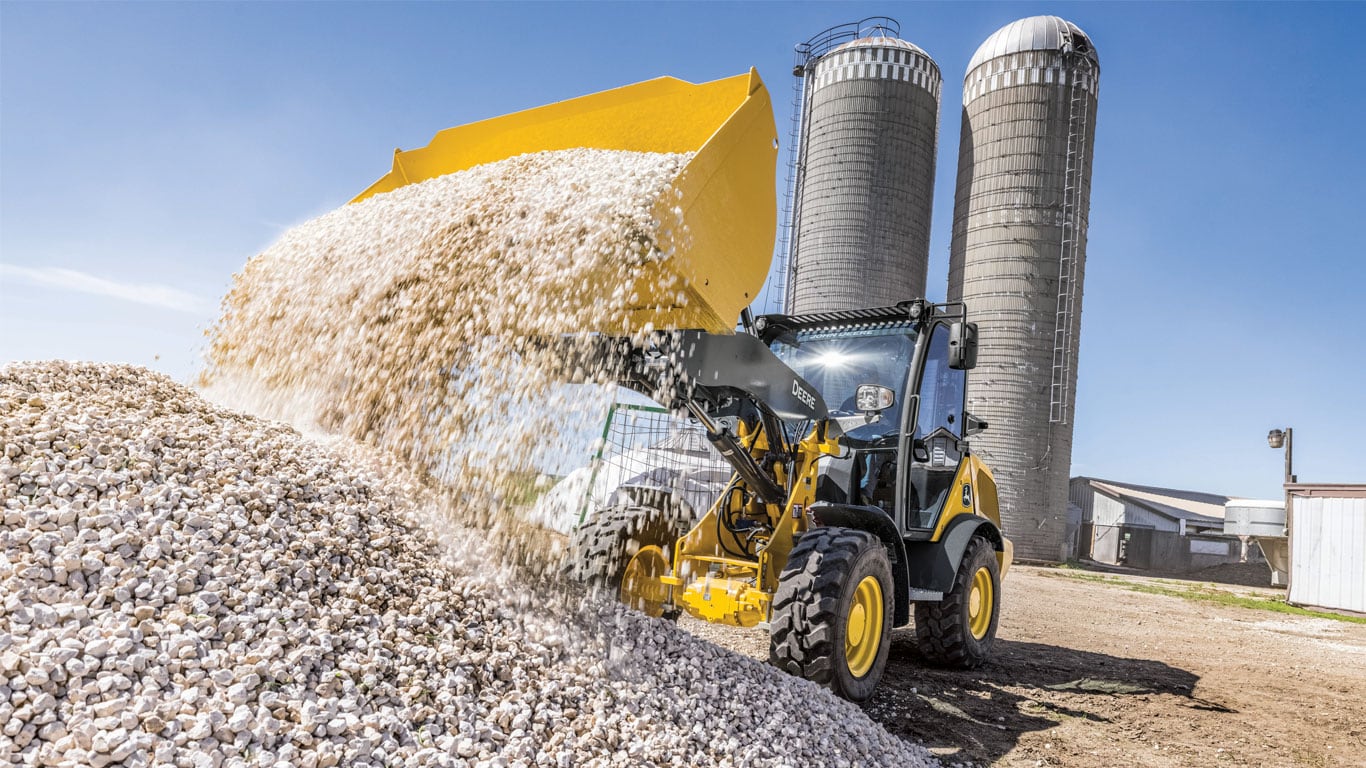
(861, 453, 898, 513)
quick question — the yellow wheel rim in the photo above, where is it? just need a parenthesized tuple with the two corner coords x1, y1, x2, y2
(968, 567, 994, 640)
(620, 545, 671, 618)
(845, 575, 884, 678)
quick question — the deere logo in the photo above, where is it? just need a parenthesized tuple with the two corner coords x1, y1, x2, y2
(791, 380, 816, 409)
(962, 484, 973, 508)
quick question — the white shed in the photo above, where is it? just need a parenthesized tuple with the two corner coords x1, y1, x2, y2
(1287, 484, 1366, 614)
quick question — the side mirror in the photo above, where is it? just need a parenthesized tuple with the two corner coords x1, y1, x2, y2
(855, 384, 895, 413)
(964, 412, 988, 436)
(949, 321, 978, 370)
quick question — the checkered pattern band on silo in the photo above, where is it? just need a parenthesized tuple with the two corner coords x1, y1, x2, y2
(812, 44, 942, 99)
(962, 50, 1098, 105)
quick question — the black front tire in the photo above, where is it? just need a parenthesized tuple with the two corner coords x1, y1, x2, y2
(569, 504, 691, 616)
(769, 527, 894, 702)
(914, 536, 1001, 667)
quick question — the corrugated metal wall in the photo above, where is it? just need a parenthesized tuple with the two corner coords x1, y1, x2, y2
(948, 18, 1100, 561)
(1090, 493, 1125, 528)
(1290, 497, 1366, 613)
(1088, 491, 1180, 532)
(1069, 477, 1093, 518)
(1092, 524, 1118, 563)
(787, 37, 941, 313)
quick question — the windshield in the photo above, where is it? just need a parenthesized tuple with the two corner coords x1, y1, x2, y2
(771, 326, 916, 443)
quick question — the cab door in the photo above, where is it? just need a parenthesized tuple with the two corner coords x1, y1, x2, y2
(902, 322, 968, 535)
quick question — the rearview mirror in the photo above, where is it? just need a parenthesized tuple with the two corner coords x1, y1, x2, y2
(855, 384, 895, 413)
(948, 321, 978, 370)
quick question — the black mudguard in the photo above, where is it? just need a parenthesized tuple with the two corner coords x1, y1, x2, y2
(610, 484, 698, 519)
(903, 514, 1004, 595)
(809, 504, 912, 628)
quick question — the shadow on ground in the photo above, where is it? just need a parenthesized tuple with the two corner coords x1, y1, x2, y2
(1070, 559, 1281, 590)
(866, 632, 1225, 765)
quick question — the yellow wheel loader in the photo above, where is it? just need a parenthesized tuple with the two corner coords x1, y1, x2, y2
(571, 302, 1012, 701)
(351, 69, 1011, 701)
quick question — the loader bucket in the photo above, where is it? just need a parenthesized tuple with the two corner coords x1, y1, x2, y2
(352, 70, 778, 333)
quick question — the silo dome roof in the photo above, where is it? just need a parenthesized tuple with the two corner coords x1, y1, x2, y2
(967, 16, 1099, 72)
(830, 36, 930, 58)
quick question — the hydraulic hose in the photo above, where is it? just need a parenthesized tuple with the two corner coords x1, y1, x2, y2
(686, 402, 786, 506)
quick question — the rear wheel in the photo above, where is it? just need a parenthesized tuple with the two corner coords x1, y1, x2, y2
(914, 536, 1000, 667)
(569, 504, 691, 618)
(769, 527, 893, 702)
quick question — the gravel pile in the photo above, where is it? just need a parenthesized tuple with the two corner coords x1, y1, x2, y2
(202, 149, 694, 562)
(0, 362, 940, 767)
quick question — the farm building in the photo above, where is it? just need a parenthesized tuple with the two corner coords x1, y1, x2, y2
(1069, 477, 1246, 571)
(1286, 483, 1366, 614)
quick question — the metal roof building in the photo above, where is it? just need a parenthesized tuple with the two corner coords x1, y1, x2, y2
(1074, 477, 1233, 531)
(1069, 477, 1245, 571)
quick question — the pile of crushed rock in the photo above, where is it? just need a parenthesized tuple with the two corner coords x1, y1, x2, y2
(201, 149, 696, 565)
(0, 362, 940, 768)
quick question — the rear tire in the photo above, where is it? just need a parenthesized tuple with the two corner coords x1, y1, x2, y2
(769, 527, 893, 702)
(914, 536, 1000, 667)
(569, 504, 692, 618)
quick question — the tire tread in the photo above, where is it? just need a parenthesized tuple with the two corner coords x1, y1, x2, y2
(769, 527, 891, 700)
(914, 536, 999, 668)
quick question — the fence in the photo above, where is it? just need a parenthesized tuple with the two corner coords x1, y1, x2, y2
(1081, 524, 1246, 572)
(575, 403, 729, 526)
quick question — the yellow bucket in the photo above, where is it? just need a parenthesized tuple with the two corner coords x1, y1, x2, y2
(352, 69, 778, 333)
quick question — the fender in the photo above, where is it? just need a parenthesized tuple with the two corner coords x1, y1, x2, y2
(809, 504, 912, 628)
(902, 514, 1004, 596)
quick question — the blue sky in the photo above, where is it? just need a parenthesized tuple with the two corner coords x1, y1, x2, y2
(2, 1, 1363, 499)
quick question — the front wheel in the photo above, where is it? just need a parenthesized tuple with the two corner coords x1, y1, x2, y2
(569, 504, 691, 618)
(914, 536, 1000, 667)
(769, 527, 894, 702)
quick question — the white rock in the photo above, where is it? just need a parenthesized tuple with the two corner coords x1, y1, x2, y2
(1, 150, 941, 768)
(225, 683, 251, 705)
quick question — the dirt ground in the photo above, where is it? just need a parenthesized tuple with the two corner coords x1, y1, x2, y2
(682, 565, 1366, 767)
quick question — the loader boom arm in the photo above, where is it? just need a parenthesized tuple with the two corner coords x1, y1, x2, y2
(611, 331, 828, 422)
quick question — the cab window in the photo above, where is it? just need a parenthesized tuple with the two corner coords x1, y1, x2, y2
(914, 324, 966, 439)
(770, 326, 915, 445)
(907, 324, 967, 529)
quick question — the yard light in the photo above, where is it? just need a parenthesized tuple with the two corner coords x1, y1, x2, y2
(1268, 426, 1296, 577)
(1267, 427, 1294, 484)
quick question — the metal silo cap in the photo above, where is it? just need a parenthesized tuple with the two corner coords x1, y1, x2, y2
(967, 16, 1100, 73)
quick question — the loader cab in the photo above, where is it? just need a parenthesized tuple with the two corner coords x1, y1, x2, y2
(769, 322, 914, 518)
(762, 303, 977, 538)
(768, 326, 915, 446)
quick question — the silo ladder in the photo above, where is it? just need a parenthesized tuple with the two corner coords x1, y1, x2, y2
(1049, 55, 1094, 425)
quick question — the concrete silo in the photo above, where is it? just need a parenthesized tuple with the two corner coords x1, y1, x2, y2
(947, 16, 1100, 562)
(784, 19, 941, 314)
